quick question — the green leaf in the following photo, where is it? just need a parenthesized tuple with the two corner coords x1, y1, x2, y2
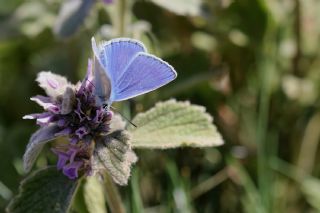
(128, 100, 224, 148)
(166, 160, 193, 213)
(83, 176, 107, 213)
(149, 0, 202, 16)
(71, 180, 90, 213)
(7, 167, 79, 213)
(94, 130, 138, 185)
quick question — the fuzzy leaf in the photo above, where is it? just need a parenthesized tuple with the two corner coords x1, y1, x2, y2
(83, 176, 107, 213)
(6, 167, 79, 213)
(109, 114, 126, 133)
(128, 100, 224, 148)
(150, 0, 202, 16)
(94, 130, 137, 185)
(23, 125, 60, 172)
(54, 0, 94, 39)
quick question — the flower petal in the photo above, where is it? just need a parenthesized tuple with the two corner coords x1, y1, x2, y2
(30, 95, 51, 105)
(75, 126, 89, 139)
(63, 161, 83, 179)
(57, 118, 69, 127)
(75, 99, 86, 121)
(92, 109, 104, 124)
(23, 113, 41, 120)
(52, 150, 69, 170)
(66, 147, 79, 163)
(61, 87, 76, 115)
(36, 71, 72, 99)
(23, 112, 56, 127)
(23, 125, 61, 172)
(69, 136, 79, 144)
(36, 113, 55, 126)
(30, 96, 60, 113)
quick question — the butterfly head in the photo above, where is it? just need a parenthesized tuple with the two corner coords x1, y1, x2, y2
(102, 102, 110, 111)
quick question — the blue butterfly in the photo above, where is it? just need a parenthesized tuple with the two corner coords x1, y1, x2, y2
(91, 37, 177, 108)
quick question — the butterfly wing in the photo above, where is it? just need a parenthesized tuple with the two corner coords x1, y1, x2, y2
(111, 52, 177, 102)
(92, 37, 146, 104)
(93, 54, 112, 106)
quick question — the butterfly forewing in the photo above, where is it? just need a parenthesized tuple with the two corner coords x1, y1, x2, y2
(100, 39, 146, 84)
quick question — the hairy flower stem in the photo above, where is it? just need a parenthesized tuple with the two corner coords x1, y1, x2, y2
(104, 172, 126, 213)
(117, 0, 126, 36)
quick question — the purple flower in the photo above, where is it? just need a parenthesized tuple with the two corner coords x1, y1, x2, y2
(63, 161, 83, 179)
(52, 143, 91, 179)
(23, 59, 113, 179)
(75, 126, 89, 139)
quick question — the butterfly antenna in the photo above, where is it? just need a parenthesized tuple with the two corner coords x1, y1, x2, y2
(85, 78, 96, 89)
(110, 106, 137, 128)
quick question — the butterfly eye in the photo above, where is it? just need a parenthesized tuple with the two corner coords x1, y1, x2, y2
(102, 103, 109, 110)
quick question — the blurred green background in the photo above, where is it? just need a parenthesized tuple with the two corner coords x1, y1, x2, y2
(1, 0, 320, 212)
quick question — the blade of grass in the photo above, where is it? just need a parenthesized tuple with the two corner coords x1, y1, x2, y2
(297, 112, 320, 174)
(166, 160, 193, 213)
(130, 168, 144, 213)
(191, 168, 228, 200)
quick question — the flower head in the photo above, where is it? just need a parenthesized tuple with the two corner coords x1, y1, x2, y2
(23, 34, 178, 183)
(23, 60, 115, 179)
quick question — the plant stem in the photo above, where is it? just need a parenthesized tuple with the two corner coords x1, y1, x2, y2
(117, 0, 127, 36)
(191, 168, 228, 200)
(292, 0, 302, 76)
(257, 59, 270, 213)
(297, 112, 320, 174)
(104, 173, 126, 213)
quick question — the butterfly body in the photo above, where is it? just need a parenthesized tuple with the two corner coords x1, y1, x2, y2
(92, 38, 177, 107)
